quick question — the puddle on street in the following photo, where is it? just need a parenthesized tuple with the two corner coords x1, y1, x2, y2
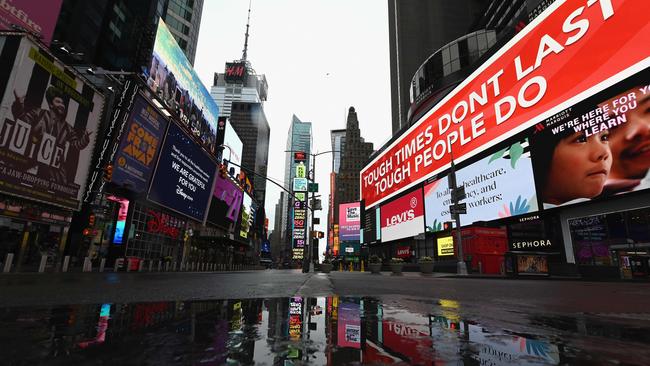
(1, 296, 649, 365)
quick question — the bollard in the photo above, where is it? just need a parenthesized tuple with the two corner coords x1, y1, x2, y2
(99, 258, 106, 272)
(83, 257, 92, 272)
(165, 262, 170, 272)
(157, 260, 162, 272)
(126, 259, 133, 272)
(180, 262, 185, 271)
(138, 260, 145, 272)
(172, 261, 177, 272)
(3, 253, 14, 273)
(349, 262, 353, 272)
(202, 263, 206, 271)
(148, 260, 153, 272)
(38, 255, 48, 273)
(339, 262, 343, 272)
(62, 256, 70, 272)
(361, 261, 365, 273)
(114, 258, 124, 272)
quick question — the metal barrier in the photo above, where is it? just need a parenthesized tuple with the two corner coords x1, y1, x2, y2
(114, 258, 124, 272)
(83, 257, 92, 272)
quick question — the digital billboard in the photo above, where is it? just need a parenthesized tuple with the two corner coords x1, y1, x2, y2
(207, 174, 243, 228)
(148, 122, 217, 222)
(0, 0, 63, 45)
(530, 68, 650, 208)
(216, 117, 243, 177)
(239, 192, 253, 239)
(424, 140, 538, 230)
(339, 202, 361, 243)
(224, 62, 248, 84)
(0, 35, 104, 210)
(112, 94, 168, 192)
(380, 188, 424, 242)
(361, 1, 650, 208)
(148, 19, 219, 157)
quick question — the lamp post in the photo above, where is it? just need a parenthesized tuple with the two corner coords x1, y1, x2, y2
(285, 150, 338, 273)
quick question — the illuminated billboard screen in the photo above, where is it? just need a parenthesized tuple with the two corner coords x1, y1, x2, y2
(148, 19, 220, 157)
(207, 175, 243, 228)
(380, 189, 424, 242)
(337, 302, 361, 349)
(148, 122, 217, 222)
(0, 35, 104, 210)
(112, 94, 168, 192)
(339, 202, 361, 243)
(530, 68, 650, 208)
(361, 1, 650, 208)
(424, 139, 538, 229)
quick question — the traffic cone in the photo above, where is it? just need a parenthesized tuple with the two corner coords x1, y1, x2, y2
(361, 260, 365, 272)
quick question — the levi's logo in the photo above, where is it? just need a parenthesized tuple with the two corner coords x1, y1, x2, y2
(385, 209, 415, 227)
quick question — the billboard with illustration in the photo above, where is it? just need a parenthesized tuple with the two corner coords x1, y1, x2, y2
(147, 19, 219, 157)
(530, 68, 650, 208)
(112, 94, 168, 192)
(361, 1, 650, 208)
(0, 35, 104, 210)
(207, 174, 243, 228)
(424, 139, 538, 230)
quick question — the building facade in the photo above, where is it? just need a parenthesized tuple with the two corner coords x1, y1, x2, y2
(388, 0, 487, 135)
(163, 0, 204, 65)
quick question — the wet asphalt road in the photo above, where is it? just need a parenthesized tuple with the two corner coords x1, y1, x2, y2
(1, 269, 650, 314)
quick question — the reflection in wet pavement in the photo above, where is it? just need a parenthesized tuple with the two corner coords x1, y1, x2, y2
(1, 296, 649, 365)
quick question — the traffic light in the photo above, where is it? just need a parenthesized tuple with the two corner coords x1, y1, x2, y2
(82, 228, 92, 236)
(443, 221, 454, 231)
(88, 213, 96, 227)
(218, 164, 228, 178)
(103, 164, 114, 182)
(317, 231, 324, 239)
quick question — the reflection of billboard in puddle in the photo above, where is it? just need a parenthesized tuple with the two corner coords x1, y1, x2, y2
(107, 196, 129, 244)
(468, 324, 560, 365)
(337, 302, 361, 349)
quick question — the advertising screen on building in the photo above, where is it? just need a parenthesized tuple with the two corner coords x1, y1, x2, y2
(112, 94, 168, 192)
(380, 189, 424, 242)
(361, 1, 650, 208)
(437, 236, 454, 256)
(339, 202, 361, 243)
(148, 19, 220, 157)
(530, 68, 650, 208)
(0, 35, 104, 210)
(239, 192, 253, 239)
(362, 205, 378, 244)
(0, 1, 63, 45)
(148, 122, 217, 222)
(216, 117, 243, 177)
(293, 177, 308, 192)
(207, 174, 243, 227)
(424, 140, 538, 230)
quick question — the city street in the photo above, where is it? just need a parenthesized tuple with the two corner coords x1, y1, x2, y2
(3, 270, 650, 314)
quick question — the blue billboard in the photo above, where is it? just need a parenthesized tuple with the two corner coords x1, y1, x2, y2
(112, 95, 168, 192)
(148, 122, 217, 222)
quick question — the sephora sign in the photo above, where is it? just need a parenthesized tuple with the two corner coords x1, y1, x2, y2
(361, 0, 650, 208)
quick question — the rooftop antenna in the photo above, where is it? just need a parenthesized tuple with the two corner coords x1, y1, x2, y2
(242, 0, 252, 61)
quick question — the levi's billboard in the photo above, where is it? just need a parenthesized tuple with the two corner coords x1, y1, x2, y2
(380, 188, 424, 242)
(361, 0, 650, 208)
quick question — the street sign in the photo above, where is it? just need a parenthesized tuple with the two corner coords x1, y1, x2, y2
(295, 192, 306, 201)
(313, 217, 320, 225)
(449, 203, 467, 215)
(308, 183, 319, 192)
(451, 186, 466, 201)
(447, 172, 457, 189)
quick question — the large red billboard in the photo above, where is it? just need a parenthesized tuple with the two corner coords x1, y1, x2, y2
(380, 189, 424, 242)
(0, 0, 63, 45)
(361, 0, 650, 208)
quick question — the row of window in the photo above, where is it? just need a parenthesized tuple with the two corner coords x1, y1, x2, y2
(168, 0, 194, 22)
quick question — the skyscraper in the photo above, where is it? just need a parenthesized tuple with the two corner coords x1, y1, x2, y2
(52, 0, 204, 71)
(330, 129, 346, 174)
(335, 107, 373, 205)
(210, 3, 270, 207)
(163, 0, 204, 65)
(388, 0, 486, 134)
(282, 116, 312, 260)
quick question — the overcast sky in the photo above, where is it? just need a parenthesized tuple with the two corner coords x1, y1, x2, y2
(194, 0, 392, 257)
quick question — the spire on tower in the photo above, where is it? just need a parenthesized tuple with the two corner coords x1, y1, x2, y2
(242, 0, 252, 61)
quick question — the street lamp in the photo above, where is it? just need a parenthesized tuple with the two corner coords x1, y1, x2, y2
(285, 150, 339, 273)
